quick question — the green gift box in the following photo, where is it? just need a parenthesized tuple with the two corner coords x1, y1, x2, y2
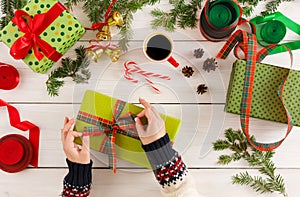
(225, 59, 300, 126)
(0, 0, 85, 74)
(74, 90, 181, 169)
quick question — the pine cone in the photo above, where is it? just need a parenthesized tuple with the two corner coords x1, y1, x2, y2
(182, 66, 194, 78)
(194, 48, 204, 59)
(203, 57, 218, 72)
(197, 84, 208, 95)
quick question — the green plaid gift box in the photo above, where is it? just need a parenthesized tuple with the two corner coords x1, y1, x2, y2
(74, 90, 181, 170)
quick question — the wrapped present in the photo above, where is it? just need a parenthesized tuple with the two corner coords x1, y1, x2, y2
(74, 90, 181, 172)
(225, 59, 300, 126)
(0, 0, 85, 74)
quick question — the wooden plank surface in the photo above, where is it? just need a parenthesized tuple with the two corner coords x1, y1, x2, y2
(1, 0, 300, 196)
(1, 169, 299, 197)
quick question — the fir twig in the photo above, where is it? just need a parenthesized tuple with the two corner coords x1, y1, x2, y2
(237, 0, 293, 17)
(64, 0, 160, 51)
(46, 46, 91, 97)
(150, 0, 202, 31)
(0, 0, 27, 30)
(118, 9, 133, 51)
(261, 0, 293, 16)
(213, 128, 288, 196)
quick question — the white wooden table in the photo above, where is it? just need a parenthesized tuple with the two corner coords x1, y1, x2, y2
(1, 1, 300, 196)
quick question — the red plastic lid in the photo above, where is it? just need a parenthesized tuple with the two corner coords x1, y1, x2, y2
(0, 134, 33, 173)
(0, 64, 20, 90)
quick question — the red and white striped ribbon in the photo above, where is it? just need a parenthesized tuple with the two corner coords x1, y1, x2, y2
(124, 61, 171, 93)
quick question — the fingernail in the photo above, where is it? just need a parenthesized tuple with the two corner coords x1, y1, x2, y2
(134, 117, 138, 122)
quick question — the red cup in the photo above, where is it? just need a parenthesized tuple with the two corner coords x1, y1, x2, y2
(143, 32, 179, 68)
(0, 63, 20, 90)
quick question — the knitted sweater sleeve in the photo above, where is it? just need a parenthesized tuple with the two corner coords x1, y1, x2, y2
(62, 159, 93, 197)
(142, 134, 201, 197)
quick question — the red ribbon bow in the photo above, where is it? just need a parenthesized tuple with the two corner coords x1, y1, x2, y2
(10, 2, 65, 62)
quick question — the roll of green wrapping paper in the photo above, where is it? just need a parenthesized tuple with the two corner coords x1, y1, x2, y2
(209, 4, 233, 28)
(250, 12, 300, 54)
(260, 20, 286, 44)
(200, 0, 242, 41)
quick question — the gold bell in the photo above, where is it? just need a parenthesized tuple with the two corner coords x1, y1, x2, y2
(88, 48, 104, 62)
(96, 25, 111, 41)
(105, 48, 122, 62)
(107, 11, 124, 26)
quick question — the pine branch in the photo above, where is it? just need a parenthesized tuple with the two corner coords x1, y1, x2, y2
(46, 77, 64, 97)
(150, 0, 202, 31)
(0, 0, 28, 30)
(0, 0, 14, 30)
(151, 8, 175, 31)
(237, 0, 293, 17)
(218, 155, 232, 165)
(213, 128, 288, 196)
(118, 9, 133, 51)
(64, 0, 160, 51)
(261, 0, 293, 16)
(45, 46, 91, 96)
(213, 139, 230, 151)
(13, 0, 27, 9)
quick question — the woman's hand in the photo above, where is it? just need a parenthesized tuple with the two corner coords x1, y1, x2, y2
(135, 98, 166, 145)
(61, 117, 90, 164)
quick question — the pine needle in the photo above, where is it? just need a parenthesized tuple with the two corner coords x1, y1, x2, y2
(45, 46, 91, 97)
(213, 128, 288, 196)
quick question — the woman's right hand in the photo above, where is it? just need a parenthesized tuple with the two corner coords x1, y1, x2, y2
(61, 117, 90, 164)
(135, 98, 166, 145)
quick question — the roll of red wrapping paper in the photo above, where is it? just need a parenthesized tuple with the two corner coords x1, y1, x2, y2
(0, 63, 20, 90)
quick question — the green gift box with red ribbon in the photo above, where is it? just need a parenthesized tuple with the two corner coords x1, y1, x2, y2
(74, 90, 181, 172)
(0, 0, 85, 74)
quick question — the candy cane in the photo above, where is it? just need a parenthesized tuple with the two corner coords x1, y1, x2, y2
(85, 39, 119, 51)
(124, 61, 171, 93)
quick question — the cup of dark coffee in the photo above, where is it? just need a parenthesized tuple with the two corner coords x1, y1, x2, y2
(143, 32, 179, 68)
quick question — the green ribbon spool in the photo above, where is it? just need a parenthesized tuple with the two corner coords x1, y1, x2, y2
(260, 20, 286, 44)
(250, 12, 300, 54)
(209, 4, 233, 28)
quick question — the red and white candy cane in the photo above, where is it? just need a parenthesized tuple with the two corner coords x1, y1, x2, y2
(124, 61, 171, 93)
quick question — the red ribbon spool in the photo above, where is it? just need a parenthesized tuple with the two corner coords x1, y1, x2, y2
(0, 134, 33, 173)
(0, 99, 40, 173)
(0, 63, 20, 90)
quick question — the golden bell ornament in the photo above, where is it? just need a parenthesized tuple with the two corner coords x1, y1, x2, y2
(88, 48, 104, 62)
(107, 11, 124, 27)
(105, 47, 122, 62)
(96, 25, 111, 41)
